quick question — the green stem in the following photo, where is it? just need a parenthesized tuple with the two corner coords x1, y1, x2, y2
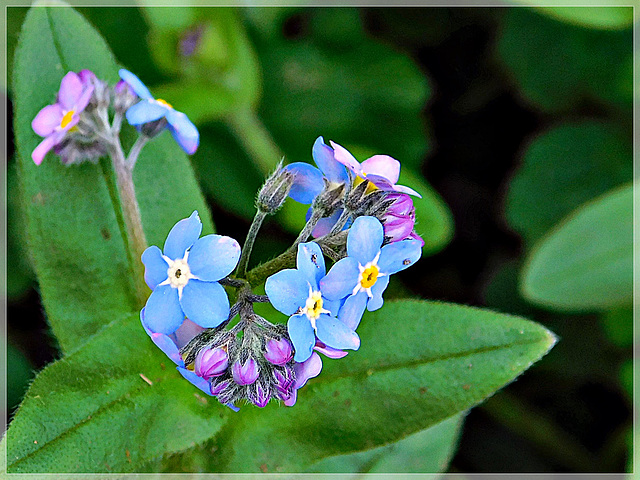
(236, 210, 268, 278)
(293, 207, 324, 248)
(108, 139, 149, 308)
(126, 135, 148, 170)
(226, 107, 282, 175)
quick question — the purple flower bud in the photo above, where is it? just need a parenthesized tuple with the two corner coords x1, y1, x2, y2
(273, 365, 295, 399)
(194, 347, 228, 380)
(386, 193, 414, 216)
(381, 193, 418, 243)
(248, 379, 271, 408)
(211, 379, 231, 396)
(232, 357, 259, 386)
(78, 69, 97, 84)
(264, 337, 293, 365)
(113, 80, 138, 113)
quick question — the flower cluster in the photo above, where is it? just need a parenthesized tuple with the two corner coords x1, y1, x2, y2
(31, 68, 199, 167)
(137, 138, 424, 409)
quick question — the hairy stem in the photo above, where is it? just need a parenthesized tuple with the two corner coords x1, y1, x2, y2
(237, 210, 268, 278)
(108, 138, 148, 307)
(126, 135, 148, 170)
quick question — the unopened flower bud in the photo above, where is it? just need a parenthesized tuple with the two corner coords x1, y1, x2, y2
(211, 378, 232, 396)
(232, 357, 259, 386)
(345, 179, 370, 211)
(264, 338, 293, 366)
(114, 80, 138, 113)
(247, 378, 271, 408)
(195, 347, 228, 380)
(78, 69, 110, 110)
(312, 180, 346, 216)
(256, 162, 295, 214)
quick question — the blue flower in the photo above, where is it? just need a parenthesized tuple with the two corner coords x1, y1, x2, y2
(141, 211, 241, 335)
(320, 216, 423, 330)
(285, 136, 350, 204)
(265, 242, 360, 363)
(118, 69, 199, 154)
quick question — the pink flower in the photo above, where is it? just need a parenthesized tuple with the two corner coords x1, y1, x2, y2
(31, 72, 94, 165)
(330, 141, 421, 198)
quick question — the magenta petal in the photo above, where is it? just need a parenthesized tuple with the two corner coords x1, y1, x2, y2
(361, 155, 400, 184)
(57, 72, 83, 110)
(293, 351, 323, 389)
(314, 342, 348, 359)
(75, 84, 95, 112)
(330, 141, 362, 175)
(32, 104, 63, 137)
(32, 134, 60, 165)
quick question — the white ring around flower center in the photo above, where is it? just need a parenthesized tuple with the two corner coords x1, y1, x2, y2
(353, 251, 386, 298)
(159, 251, 198, 299)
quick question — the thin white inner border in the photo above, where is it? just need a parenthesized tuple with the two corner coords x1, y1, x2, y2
(1, 1, 637, 478)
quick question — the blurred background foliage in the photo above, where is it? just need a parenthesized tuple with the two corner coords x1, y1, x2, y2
(6, 5, 633, 473)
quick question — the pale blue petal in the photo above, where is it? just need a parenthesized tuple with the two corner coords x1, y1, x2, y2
(140, 309, 184, 366)
(297, 242, 325, 289)
(119, 69, 153, 99)
(288, 315, 316, 363)
(315, 314, 360, 352)
(338, 292, 368, 330)
(285, 163, 324, 204)
(166, 109, 199, 154)
(125, 100, 168, 125)
(180, 280, 229, 328)
(144, 284, 184, 335)
(177, 367, 213, 396)
(141, 245, 169, 290)
(378, 239, 423, 275)
(265, 269, 310, 315)
(367, 275, 390, 311)
(164, 211, 202, 259)
(312, 209, 343, 238)
(347, 216, 384, 265)
(189, 235, 241, 282)
(322, 297, 343, 318)
(319, 257, 359, 300)
(312, 136, 349, 184)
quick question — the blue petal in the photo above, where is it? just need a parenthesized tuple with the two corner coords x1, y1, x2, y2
(285, 163, 324, 204)
(347, 216, 384, 265)
(367, 275, 390, 311)
(319, 257, 359, 300)
(177, 367, 213, 396)
(338, 292, 368, 330)
(166, 109, 199, 154)
(322, 297, 343, 318)
(312, 209, 342, 238)
(119, 69, 153, 99)
(144, 284, 184, 335)
(140, 309, 184, 366)
(164, 211, 202, 260)
(141, 245, 169, 290)
(315, 314, 360, 352)
(313, 136, 349, 184)
(265, 269, 310, 315)
(189, 235, 241, 282)
(297, 242, 325, 289)
(288, 315, 316, 363)
(125, 100, 168, 126)
(180, 280, 229, 328)
(378, 239, 423, 275)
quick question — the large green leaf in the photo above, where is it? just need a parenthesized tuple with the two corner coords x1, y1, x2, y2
(207, 300, 555, 472)
(520, 183, 633, 312)
(506, 122, 631, 247)
(510, 4, 634, 30)
(307, 413, 464, 474)
(498, 8, 632, 112)
(5, 314, 229, 473)
(12, 5, 212, 352)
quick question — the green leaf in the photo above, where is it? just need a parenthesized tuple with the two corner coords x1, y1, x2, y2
(506, 122, 631, 247)
(600, 306, 633, 348)
(208, 299, 556, 472)
(12, 5, 212, 352)
(498, 8, 632, 112)
(520, 183, 633, 312)
(307, 413, 464, 474)
(5, 314, 229, 473)
(513, 4, 634, 30)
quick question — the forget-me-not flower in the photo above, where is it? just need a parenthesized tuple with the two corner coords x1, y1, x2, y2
(265, 242, 360, 362)
(320, 216, 423, 330)
(31, 71, 95, 165)
(119, 69, 199, 154)
(141, 211, 241, 335)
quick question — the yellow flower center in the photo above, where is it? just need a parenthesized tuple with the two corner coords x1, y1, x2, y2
(360, 264, 379, 289)
(60, 110, 75, 128)
(156, 98, 173, 108)
(354, 174, 379, 194)
(304, 291, 324, 321)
